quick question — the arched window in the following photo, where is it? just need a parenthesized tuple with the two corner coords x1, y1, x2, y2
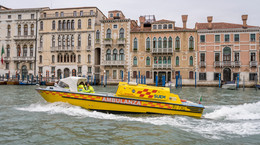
(146, 37, 150, 50)
(158, 57, 162, 64)
(78, 55, 81, 63)
(168, 37, 172, 48)
(18, 25, 21, 36)
(133, 57, 138, 66)
(68, 53, 71, 62)
(189, 36, 194, 50)
(78, 19, 81, 29)
(7, 25, 11, 37)
(71, 35, 74, 47)
(6, 45, 10, 57)
(67, 20, 70, 30)
(163, 24, 167, 29)
(58, 35, 61, 47)
(64, 53, 67, 62)
(146, 57, 150, 66)
(52, 20, 55, 30)
(88, 19, 91, 28)
(67, 35, 70, 48)
(24, 24, 28, 36)
(190, 56, 193, 66)
(63, 20, 66, 30)
(113, 49, 118, 60)
(88, 54, 91, 63)
(71, 20, 75, 30)
(88, 34, 91, 46)
(175, 36, 180, 50)
(40, 36, 43, 47)
(158, 24, 162, 29)
(223, 47, 231, 61)
(58, 20, 61, 30)
(52, 35, 55, 47)
(52, 55, 55, 63)
(168, 24, 173, 29)
(106, 28, 111, 39)
(78, 35, 81, 47)
(154, 57, 157, 64)
(119, 49, 124, 61)
(158, 37, 162, 48)
(30, 45, 33, 57)
(163, 37, 167, 48)
(163, 56, 167, 64)
(133, 38, 138, 50)
(31, 24, 34, 36)
(40, 21, 43, 30)
(57, 54, 60, 62)
(96, 30, 100, 40)
(72, 53, 76, 62)
(106, 49, 111, 60)
(168, 56, 171, 64)
(153, 37, 157, 48)
(62, 35, 65, 48)
(176, 56, 179, 66)
(119, 28, 124, 38)
(60, 54, 63, 62)
(39, 55, 42, 63)
(17, 45, 21, 57)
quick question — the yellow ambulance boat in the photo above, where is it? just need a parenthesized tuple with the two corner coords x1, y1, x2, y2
(36, 77, 205, 118)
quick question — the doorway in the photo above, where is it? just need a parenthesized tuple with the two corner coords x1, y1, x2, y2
(223, 68, 231, 82)
(64, 68, 70, 78)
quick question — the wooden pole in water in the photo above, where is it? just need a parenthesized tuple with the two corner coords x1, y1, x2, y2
(243, 76, 245, 91)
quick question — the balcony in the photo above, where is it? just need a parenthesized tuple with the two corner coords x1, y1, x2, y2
(86, 46, 91, 51)
(41, 12, 96, 19)
(199, 61, 206, 67)
(38, 47, 43, 52)
(152, 48, 173, 54)
(51, 46, 74, 52)
(103, 60, 125, 66)
(214, 61, 241, 67)
(153, 64, 172, 69)
(95, 39, 100, 43)
(250, 61, 258, 67)
(117, 38, 125, 46)
(13, 56, 35, 62)
(104, 39, 113, 46)
(4, 57, 11, 62)
(14, 35, 36, 40)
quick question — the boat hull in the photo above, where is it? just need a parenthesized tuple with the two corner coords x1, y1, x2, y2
(36, 89, 204, 118)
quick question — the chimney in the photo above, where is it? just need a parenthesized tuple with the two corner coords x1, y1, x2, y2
(207, 16, 213, 30)
(139, 16, 145, 31)
(242, 15, 248, 29)
(182, 15, 188, 29)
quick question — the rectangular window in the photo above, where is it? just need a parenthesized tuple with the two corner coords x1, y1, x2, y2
(225, 34, 230, 42)
(235, 52, 240, 61)
(51, 67, 55, 73)
(234, 34, 240, 42)
(29, 63, 33, 70)
(199, 73, 207, 80)
(6, 63, 9, 69)
(90, 10, 94, 15)
(113, 70, 117, 79)
(80, 11, 83, 16)
(106, 70, 109, 79)
(60, 12, 64, 17)
(31, 14, 35, 19)
(73, 11, 77, 16)
(39, 67, 43, 73)
(113, 24, 118, 29)
(133, 71, 137, 78)
(43, 13, 46, 18)
(189, 71, 194, 79)
(55, 12, 59, 17)
(200, 35, 205, 42)
(110, 13, 113, 18)
(215, 35, 220, 42)
(250, 34, 256, 42)
(17, 63, 20, 70)
(214, 73, 220, 81)
(215, 53, 220, 61)
(249, 73, 257, 81)
(200, 53, 205, 62)
(153, 25, 157, 29)
(250, 52, 256, 61)
(88, 67, 92, 73)
(78, 67, 82, 73)
(233, 73, 239, 81)
(8, 15, 11, 19)
(18, 14, 22, 20)
(146, 71, 150, 78)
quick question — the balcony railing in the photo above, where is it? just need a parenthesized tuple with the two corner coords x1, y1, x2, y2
(214, 61, 241, 67)
(14, 35, 35, 40)
(250, 61, 258, 67)
(38, 47, 43, 52)
(51, 46, 74, 52)
(117, 39, 125, 45)
(104, 39, 113, 46)
(13, 56, 35, 62)
(41, 12, 96, 19)
(95, 39, 100, 43)
(153, 64, 172, 69)
(199, 61, 206, 67)
(4, 57, 11, 61)
(103, 60, 125, 66)
(86, 46, 91, 51)
(152, 48, 173, 54)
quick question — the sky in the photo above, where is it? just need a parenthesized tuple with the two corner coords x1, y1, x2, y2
(1, 0, 260, 28)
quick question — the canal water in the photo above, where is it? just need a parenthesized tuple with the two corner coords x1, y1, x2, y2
(0, 85, 260, 145)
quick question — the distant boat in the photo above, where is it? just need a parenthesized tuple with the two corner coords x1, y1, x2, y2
(256, 84, 260, 89)
(165, 82, 175, 87)
(222, 81, 237, 90)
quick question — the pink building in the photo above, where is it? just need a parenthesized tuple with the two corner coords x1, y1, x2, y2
(196, 15, 260, 86)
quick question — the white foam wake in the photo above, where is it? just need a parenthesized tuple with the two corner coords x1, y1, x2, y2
(16, 101, 260, 139)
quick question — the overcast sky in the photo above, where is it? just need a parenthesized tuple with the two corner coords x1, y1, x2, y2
(1, 0, 260, 28)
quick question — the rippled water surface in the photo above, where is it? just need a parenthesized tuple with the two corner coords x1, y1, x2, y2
(0, 85, 260, 145)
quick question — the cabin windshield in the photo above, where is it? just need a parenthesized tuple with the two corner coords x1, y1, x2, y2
(58, 81, 69, 88)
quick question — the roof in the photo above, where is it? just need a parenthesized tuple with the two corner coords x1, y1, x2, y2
(108, 10, 122, 13)
(59, 77, 86, 92)
(153, 19, 175, 23)
(196, 22, 258, 30)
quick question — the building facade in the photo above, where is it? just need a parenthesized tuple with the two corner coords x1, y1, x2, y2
(0, 7, 45, 77)
(196, 15, 260, 85)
